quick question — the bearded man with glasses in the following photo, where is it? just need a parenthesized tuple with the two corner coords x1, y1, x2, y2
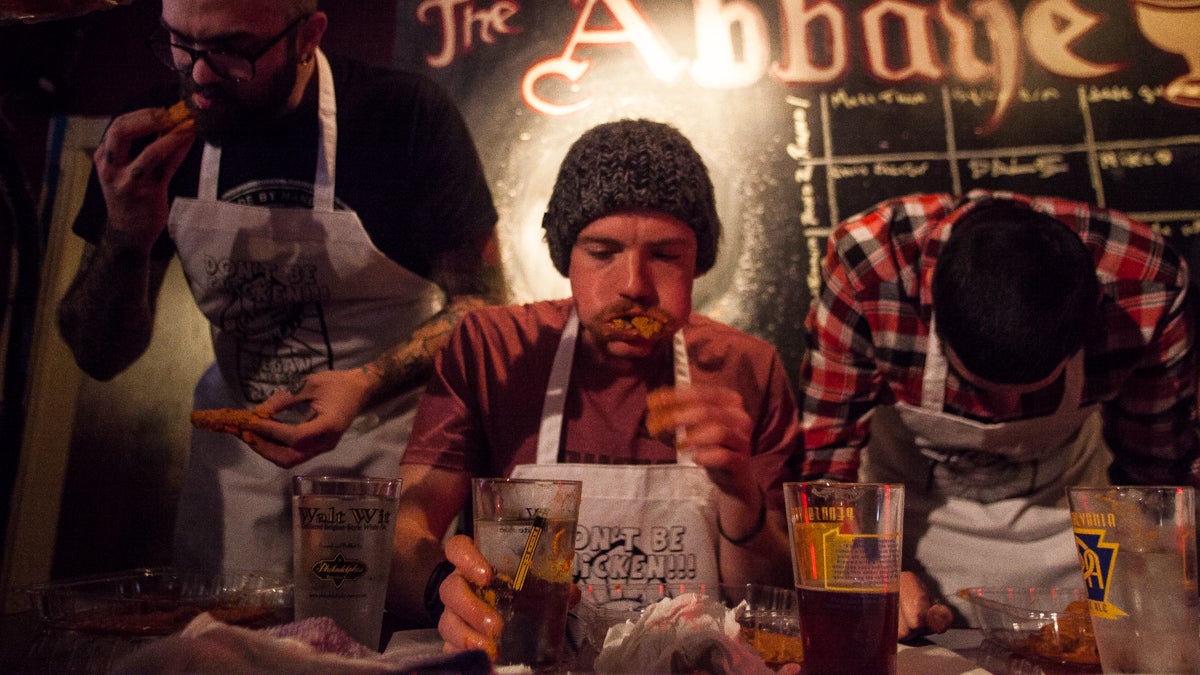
(144, 12, 312, 138)
(57, 0, 500, 576)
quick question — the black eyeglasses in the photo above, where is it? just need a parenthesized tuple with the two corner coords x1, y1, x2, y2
(147, 14, 309, 82)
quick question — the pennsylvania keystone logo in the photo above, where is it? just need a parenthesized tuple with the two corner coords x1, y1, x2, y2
(1072, 528, 1128, 619)
(311, 553, 368, 588)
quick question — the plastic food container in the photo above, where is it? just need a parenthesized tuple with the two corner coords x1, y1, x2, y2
(19, 568, 292, 672)
(723, 583, 804, 668)
(24, 567, 293, 634)
(957, 586, 1100, 668)
(576, 582, 676, 648)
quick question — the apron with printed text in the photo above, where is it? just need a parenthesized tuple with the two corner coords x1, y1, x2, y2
(510, 310, 721, 593)
(167, 51, 444, 573)
(863, 317, 1111, 622)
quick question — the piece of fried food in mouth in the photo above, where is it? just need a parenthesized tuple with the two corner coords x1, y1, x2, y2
(166, 100, 192, 124)
(163, 100, 195, 131)
(608, 314, 665, 339)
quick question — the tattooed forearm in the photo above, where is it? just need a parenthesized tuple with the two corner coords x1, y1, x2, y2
(57, 238, 170, 380)
(358, 230, 501, 399)
(362, 295, 489, 400)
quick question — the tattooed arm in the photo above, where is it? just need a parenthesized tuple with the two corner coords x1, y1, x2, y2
(358, 294, 489, 398)
(359, 231, 503, 400)
(245, 233, 502, 468)
(57, 105, 195, 380)
(58, 239, 173, 380)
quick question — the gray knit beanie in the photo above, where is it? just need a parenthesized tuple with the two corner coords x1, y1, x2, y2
(542, 119, 721, 276)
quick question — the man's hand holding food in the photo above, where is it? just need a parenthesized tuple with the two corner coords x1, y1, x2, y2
(646, 384, 764, 534)
(245, 366, 381, 468)
(93, 102, 196, 255)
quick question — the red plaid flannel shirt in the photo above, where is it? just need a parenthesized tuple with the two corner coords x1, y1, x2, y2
(800, 190, 1199, 488)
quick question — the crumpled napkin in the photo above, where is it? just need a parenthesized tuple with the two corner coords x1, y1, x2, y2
(592, 593, 777, 675)
(111, 613, 491, 674)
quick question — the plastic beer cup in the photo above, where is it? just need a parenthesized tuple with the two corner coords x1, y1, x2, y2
(472, 478, 582, 668)
(783, 481, 905, 675)
(1067, 485, 1200, 673)
(291, 475, 401, 651)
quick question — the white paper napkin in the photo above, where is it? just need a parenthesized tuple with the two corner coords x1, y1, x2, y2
(592, 592, 780, 674)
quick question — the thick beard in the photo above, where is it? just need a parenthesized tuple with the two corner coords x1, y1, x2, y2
(182, 49, 300, 146)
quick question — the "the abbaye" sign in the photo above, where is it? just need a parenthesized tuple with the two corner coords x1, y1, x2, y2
(394, 0, 1200, 377)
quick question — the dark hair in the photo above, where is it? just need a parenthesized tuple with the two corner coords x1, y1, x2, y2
(286, 0, 318, 20)
(541, 119, 720, 276)
(932, 201, 1099, 384)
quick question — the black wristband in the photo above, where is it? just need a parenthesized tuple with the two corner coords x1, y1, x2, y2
(424, 559, 455, 623)
(718, 486, 767, 545)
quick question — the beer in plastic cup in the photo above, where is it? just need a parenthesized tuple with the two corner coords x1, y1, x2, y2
(291, 475, 401, 651)
(1067, 485, 1200, 673)
(783, 481, 905, 675)
(472, 478, 582, 668)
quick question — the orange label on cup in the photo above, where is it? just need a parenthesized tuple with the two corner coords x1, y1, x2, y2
(795, 523, 899, 591)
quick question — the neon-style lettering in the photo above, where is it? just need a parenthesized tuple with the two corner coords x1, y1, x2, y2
(691, 0, 771, 87)
(521, 0, 687, 115)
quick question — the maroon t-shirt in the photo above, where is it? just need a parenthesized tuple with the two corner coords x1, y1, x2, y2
(403, 299, 802, 507)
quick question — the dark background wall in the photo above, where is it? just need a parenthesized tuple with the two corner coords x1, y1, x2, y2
(390, 0, 1200, 378)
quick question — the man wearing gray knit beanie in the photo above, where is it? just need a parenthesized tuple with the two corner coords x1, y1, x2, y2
(542, 119, 720, 278)
(390, 120, 947, 663)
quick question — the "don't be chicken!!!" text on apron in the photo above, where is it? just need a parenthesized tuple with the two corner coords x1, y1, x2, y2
(167, 51, 444, 573)
(863, 316, 1111, 623)
(511, 309, 722, 594)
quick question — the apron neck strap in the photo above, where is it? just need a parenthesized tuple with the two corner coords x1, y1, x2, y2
(311, 49, 336, 211)
(197, 48, 336, 209)
(536, 308, 691, 464)
(198, 143, 220, 202)
(536, 307, 580, 464)
(922, 316, 949, 409)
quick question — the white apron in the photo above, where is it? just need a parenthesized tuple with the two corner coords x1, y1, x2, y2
(167, 51, 444, 573)
(862, 317, 1111, 622)
(511, 310, 721, 593)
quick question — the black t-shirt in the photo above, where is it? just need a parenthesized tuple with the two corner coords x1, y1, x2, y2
(74, 55, 497, 282)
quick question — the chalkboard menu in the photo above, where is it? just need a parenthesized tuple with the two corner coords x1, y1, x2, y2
(392, 0, 1200, 379)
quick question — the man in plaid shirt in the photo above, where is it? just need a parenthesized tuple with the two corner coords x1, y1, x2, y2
(800, 189, 1198, 623)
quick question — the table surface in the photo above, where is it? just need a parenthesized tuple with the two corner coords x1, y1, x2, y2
(3, 609, 1097, 675)
(381, 627, 1096, 675)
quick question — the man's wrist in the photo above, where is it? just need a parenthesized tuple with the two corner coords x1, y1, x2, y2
(355, 362, 387, 402)
(717, 485, 767, 545)
(99, 233, 154, 269)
